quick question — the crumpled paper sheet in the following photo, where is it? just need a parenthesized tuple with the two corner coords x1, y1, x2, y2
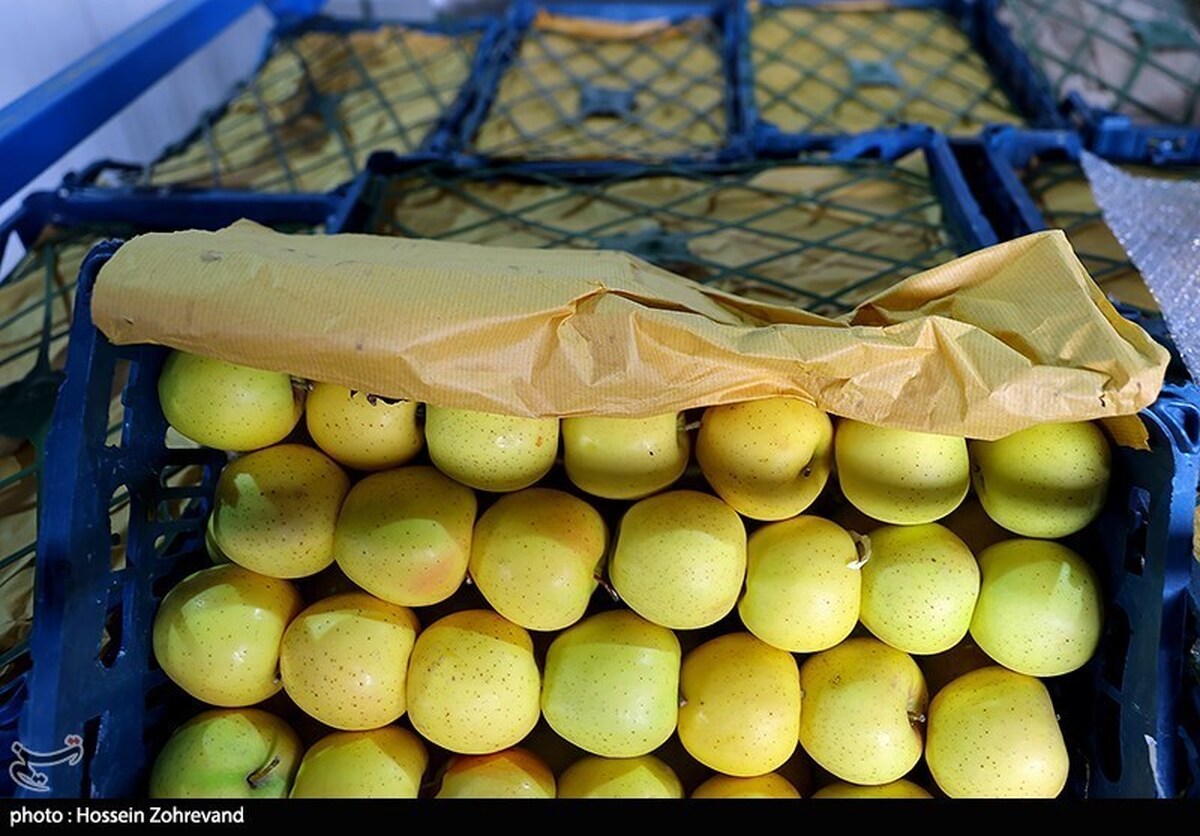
(381, 153, 948, 315)
(751, 3, 1024, 134)
(92, 220, 1166, 441)
(473, 10, 726, 159)
(999, 0, 1200, 125)
(1082, 151, 1200, 380)
(148, 26, 479, 192)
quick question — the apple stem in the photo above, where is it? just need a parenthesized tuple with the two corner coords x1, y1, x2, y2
(246, 756, 281, 790)
(847, 531, 872, 570)
(595, 575, 620, 602)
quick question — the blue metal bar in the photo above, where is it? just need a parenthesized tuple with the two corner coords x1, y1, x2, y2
(0, 0, 305, 208)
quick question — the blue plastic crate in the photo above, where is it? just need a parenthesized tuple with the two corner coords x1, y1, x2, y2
(742, 0, 1065, 158)
(351, 128, 994, 315)
(453, 0, 748, 162)
(11, 222, 1200, 797)
(70, 13, 500, 195)
(983, 0, 1200, 165)
(0, 189, 348, 799)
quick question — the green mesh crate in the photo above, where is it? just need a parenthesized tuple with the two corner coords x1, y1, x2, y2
(1020, 160, 1199, 311)
(470, 10, 729, 160)
(999, 0, 1200, 126)
(144, 22, 482, 192)
(750, 2, 1026, 136)
(361, 156, 960, 316)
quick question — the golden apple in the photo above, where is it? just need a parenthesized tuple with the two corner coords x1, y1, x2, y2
(692, 773, 801, 798)
(425, 406, 557, 492)
(290, 727, 427, 798)
(562, 413, 689, 499)
(305, 383, 423, 471)
(812, 780, 932, 799)
(157, 350, 302, 451)
(435, 748, 556, 799)
(695, 397, 833, 520)
(557, 755, 683, 799)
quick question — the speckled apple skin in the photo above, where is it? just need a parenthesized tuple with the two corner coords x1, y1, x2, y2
(739, 515, 861, 653)
(211, 444, 350, 579)
(157, 351, 302, 452)
(678, 632, 802, 777)
(556, 755, 683, 799)
(149, 708, 302, 799)
(926, 666, 1068, 798)
(289, 727, 427, 798)
(812, 779, 932, 799)
(470, 488, 606, 632)
(436, 748, 556, 799)
(279, 592, 419, 730)
(834, 420, 969, 525)
(305, 383, 423, 471)
(969, 539, 1102, 677)
(406, 610, 541, 755)
(610, 490, 747, 630)
(695, 398, 833, 521)
(333, 465, 476, 607)
(541, 610, 680, 759)
(562, 413, 690, 500)
(970, 421, 1111, 538)
(425, 406, 558, 492)
(691, 773, 801, 799)
(859, 523, 980, 655)
(798, 637, 927, 785)
(152, 565, 303, 707)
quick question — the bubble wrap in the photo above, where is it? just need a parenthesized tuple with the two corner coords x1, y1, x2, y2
(1082, 151, 1200, 380)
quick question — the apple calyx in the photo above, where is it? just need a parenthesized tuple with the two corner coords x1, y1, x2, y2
(246, 756, 281, 790)
(907, 710, 927, 727)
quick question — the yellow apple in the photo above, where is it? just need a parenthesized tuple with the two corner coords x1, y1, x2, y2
(469, 488, 606, 631)
(835, 420, 969, 524)
(692, 773, 801, 798)
(858, 524, 980, 655)
(290, 727, 427, 798)
(279, 592, 419, 730)
(695, 397, 833, 520)
(435, 748, 556, 799)
(210, 444, 349, 579)
(425, 406, 558, 492)
(332, 465, 475, 607)
(610, 490, 746, 630)
(556, 755, 683, 799)
(149, 708, 302, 798)
(926, 666, 1068, 798)
(970, 421, 1111, 538)
(738, 515, 861, 653)
(969, 539, 1102, 676)
(798, 637, 927, 785)
(812, 780, 932, 799)
(157, 350, 302, 451)
(407, 610, 540, 755)
(562, 413, 689, 499)
(542, 610, 680, 758)
(305, 383, 423, 471)
(152, 565, 303, 707)
(678, 632, 801, 777)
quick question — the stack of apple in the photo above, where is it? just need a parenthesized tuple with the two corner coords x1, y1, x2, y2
(146, 349, 1110, 799)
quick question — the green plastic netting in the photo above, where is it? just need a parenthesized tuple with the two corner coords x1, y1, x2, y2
(999, 0, 1200, 125)
(364, 156, 957, 315)
(145, 24, 480, 191)
(472, 11, 727, 159)
(751, 4, 1026, 134)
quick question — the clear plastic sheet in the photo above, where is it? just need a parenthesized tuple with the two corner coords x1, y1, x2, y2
(1082, 151, 1200, 380)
